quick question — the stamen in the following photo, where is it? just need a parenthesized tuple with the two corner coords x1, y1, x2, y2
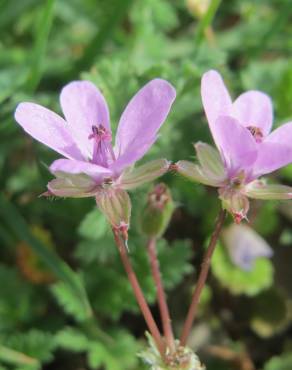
(88, 124, 115, 166)
(88, 124, 111, 141)
(247, 126, 263, 143)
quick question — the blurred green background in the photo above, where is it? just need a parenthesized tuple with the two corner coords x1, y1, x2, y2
(1, 0, 292, 369)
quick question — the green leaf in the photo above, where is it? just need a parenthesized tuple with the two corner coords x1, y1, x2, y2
(264, 353, 292, 370)
(87, 264, 136, 320)
(211, 242, 274, 296)
(0, 194, 92, 321)
(0, 68, 28, 103)
(86, 330, 140, 370)
(0, 265, 37, 330)
(85, 237, 194, 320)
(249, 289, 289, 338)
(55, 327, 89, 352)
(151, 0, 178, 31)
(253, 202, 279, 236)
(88, 341, 124, 370)
(56, 327, 139, 370)
(51, 275, 90, 322)
(1, 329, 55, 366)
(0, 0, 38, 31)
(75, 236, 116, 265)
(78, 207, 109, 241)
(158, 239, 194, 289)
(0, 346, 39, 369)
(106, 329, 141, 369)
(72, 0, 134, 74)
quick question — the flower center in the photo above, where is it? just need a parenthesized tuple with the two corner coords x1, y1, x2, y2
(88, 124, 115, 167)
(247, 126, 263, 143)
(230, 170, 245, 189)
(89, 124, 112, 142)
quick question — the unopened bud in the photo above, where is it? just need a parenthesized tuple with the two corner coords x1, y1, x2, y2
(141, 183, 174, 238)
(222, 224, 273, 271)
(186, 0, 211, 19)
(96, 188, 131, 238)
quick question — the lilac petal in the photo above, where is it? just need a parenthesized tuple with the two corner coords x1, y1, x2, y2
(201, 70, 232, 144)
(60, 81, 110, 159)
(252, 122, 292, 176)
(50, 159, 112, 182)
(14, 103, 83, 160)
(213, 116, 258, 176)
(114, 79, 176, 165)
(232, 91, 273, 136)
(223, 224, 273, 270)
(252, 142, 291, 177)
(111, 136, 157, 174)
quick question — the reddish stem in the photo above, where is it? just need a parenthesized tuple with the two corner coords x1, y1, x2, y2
(147, 237, 175, 352)
(112, 229, 165, 357)
(180, 209, 226, 346)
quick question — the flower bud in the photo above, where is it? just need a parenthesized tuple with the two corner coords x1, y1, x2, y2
(96, 187, 131, 238)
(222, 224, 273, 270)
(186, 0, 211, 19)
(141, 183, 174, 238)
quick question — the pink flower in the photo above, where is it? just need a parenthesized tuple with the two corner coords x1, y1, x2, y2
(222, 224, 273, 270)
(15, 79, 176, 232)
(176, 70, 292, 222)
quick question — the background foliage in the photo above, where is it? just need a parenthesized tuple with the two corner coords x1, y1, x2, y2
(0, 0, 292, 369)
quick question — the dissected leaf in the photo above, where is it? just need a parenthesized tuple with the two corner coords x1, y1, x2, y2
(211, 242, 274, 296)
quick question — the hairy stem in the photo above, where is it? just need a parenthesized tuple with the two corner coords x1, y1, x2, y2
(112, 229, 165, 357)
(180, 209, 226, 346)
(147, 237, 175, 352)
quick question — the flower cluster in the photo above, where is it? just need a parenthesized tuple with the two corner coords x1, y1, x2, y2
(14, 71, 292, 226)
(14, 69, 292, 370)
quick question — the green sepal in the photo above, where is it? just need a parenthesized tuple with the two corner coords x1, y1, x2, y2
(118, 159, 170, 190)
(246, 179, 292, 200)
(96, 188, 131, 230)
(194, 142, 225, 182)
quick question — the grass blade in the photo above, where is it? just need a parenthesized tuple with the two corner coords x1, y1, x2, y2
(194, 0, 221, 46)
(0, 346, 39, 367)
(26, 0, 56, 92)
